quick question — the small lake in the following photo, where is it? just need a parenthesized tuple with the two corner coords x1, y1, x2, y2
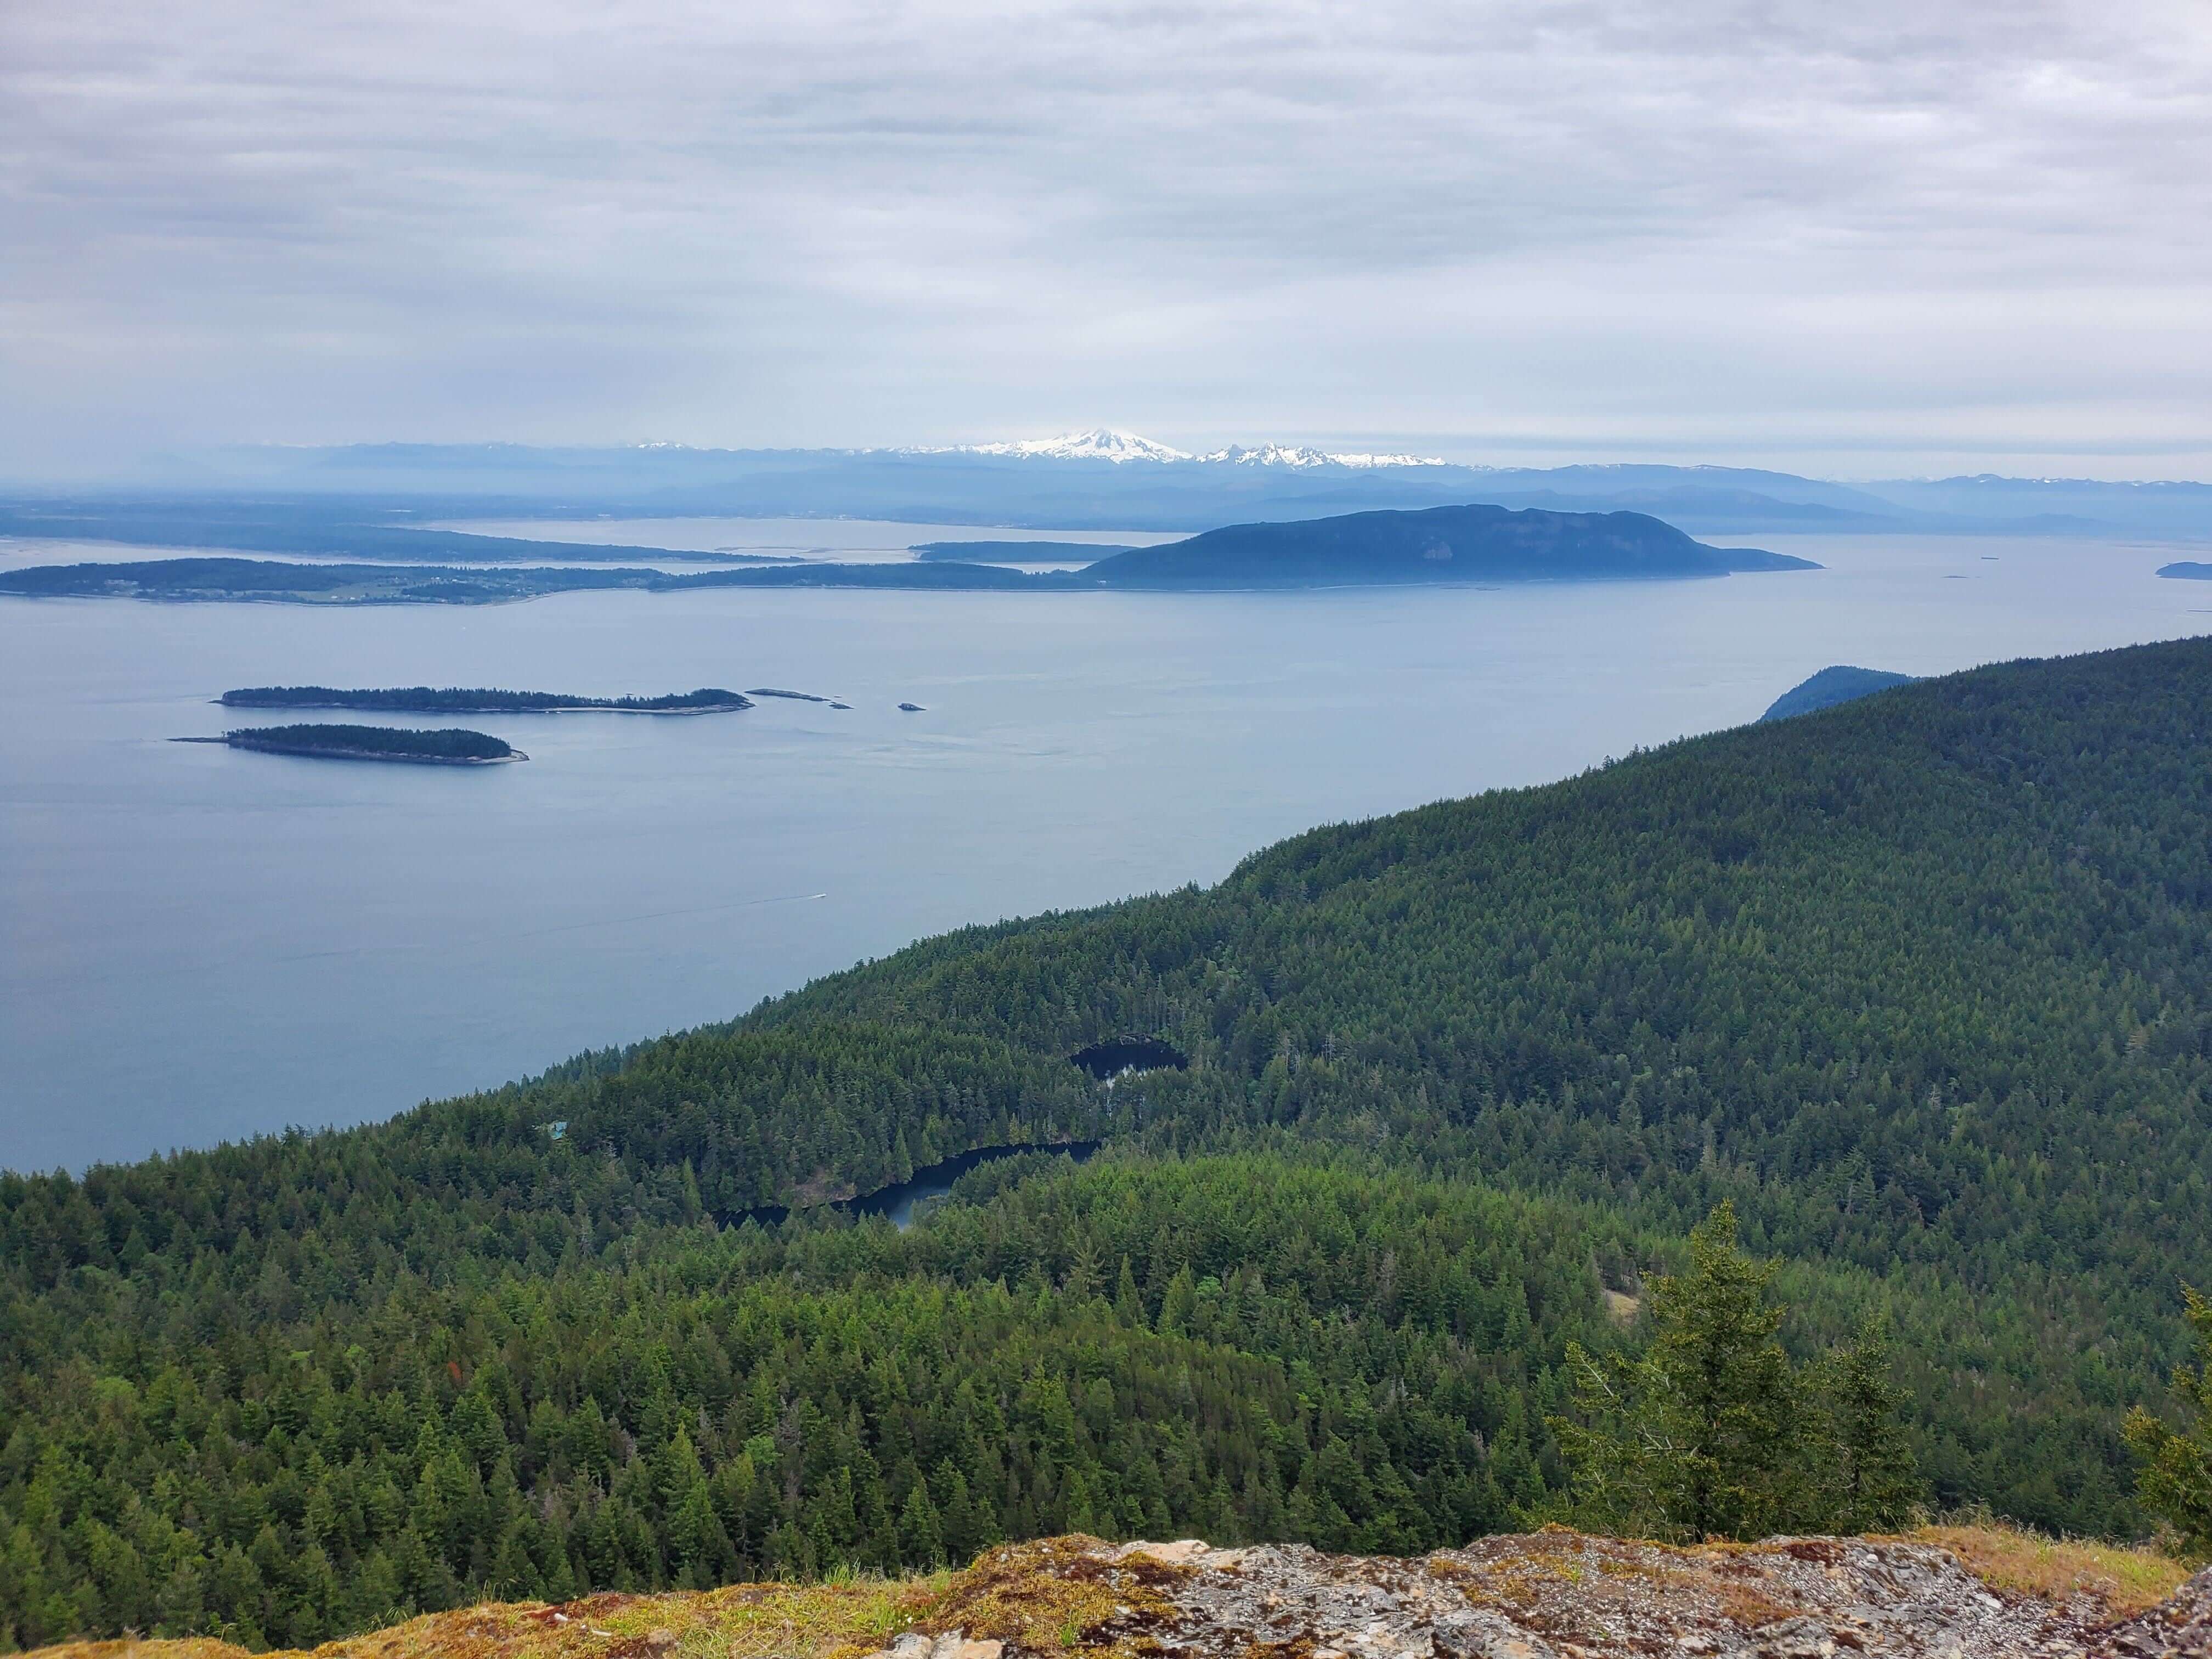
(2, 527, 2207, 1171)
(727, 1140, 1102, 1232)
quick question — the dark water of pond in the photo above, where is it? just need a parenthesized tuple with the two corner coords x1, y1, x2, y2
(724, 1139, 1102, 1233)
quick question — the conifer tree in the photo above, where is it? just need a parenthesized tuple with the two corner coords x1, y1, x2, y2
(1818, 1313, 1922, 1533)
(2125, 1285, 2212, 1559)
(1553, 1201, 1799, 1541)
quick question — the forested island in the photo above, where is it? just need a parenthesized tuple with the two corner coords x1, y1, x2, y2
(12, 636, 2212, 1647)
(0, 554, 1045, 602)
(221, 686, 753, 714)
(696, 505, 1816, 589)
(1759, 664, 1919, 720)
(1071, 503, 1818, 586)
(0, 557, 673, 604)
(189, 724, 526, 763)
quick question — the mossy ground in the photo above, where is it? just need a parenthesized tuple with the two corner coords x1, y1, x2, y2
(927, 1537, 1188, 1658)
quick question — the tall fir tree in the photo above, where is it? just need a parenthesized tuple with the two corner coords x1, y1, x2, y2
(1551, 1201, 1909, 1542)
(2125, 1285, 2212, 1559)
(1817, 1313, 1923, 1533)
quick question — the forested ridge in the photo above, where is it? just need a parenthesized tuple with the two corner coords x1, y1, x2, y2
(7, 636, 2212, 1647)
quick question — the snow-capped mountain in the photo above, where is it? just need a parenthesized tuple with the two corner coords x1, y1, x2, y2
(1199, 443, 1338, 468)
(920, 430, 1449, 468)
(1326, 451, 1453, 469)
(940, 428, 1194, 464)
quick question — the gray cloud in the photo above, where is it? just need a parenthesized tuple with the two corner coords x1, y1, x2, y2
(3, 0, 2208, 477)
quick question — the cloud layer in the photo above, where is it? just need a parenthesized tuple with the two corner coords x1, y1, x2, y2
(4, 0, 2209, 476)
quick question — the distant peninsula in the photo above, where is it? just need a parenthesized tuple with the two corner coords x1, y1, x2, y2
(0, 557, 670, 604)
(219, 686, 752, 714)
(2158, 561, 2212, 580)
(0, 505, 1820, 605)
(1760, 665, 1919, 721)
(911, 540, 1139, 563)
(184, 724, 526, 763)
(0, 500, 791, 566)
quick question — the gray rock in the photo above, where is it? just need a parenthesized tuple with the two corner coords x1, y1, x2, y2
(959, 1533, 2199, 1659)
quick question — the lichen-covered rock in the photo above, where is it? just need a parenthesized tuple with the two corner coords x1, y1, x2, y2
(926, 1532, 2208, 1659)
(2100, 1565, 2212, 1657)
(871, 1631, 1005, 1659)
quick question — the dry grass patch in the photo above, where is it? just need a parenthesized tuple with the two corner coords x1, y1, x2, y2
(23, 1577, 945, 1659)
(22, 1642, 258, 1659)
(1906, 1523, 2188, 1618)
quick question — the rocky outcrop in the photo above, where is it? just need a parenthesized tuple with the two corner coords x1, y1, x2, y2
(22, 1531, 2205, 1659)
(2106, 1567, 2212, 1656)
(916, 1533, 2212, 1659)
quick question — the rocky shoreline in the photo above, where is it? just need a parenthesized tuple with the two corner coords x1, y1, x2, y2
(174, 732, 528, 764)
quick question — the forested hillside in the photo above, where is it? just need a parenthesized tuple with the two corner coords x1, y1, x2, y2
(6, 636, 2212, 1649)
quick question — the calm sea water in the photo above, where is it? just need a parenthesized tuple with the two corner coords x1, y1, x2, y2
(3, 528, 2206, 1171)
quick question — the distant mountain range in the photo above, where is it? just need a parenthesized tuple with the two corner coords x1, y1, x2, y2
(906, 428, 1452, 469)
(71, 430, 2200, 542)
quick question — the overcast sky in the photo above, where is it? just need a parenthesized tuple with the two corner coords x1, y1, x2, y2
(4, 0, 2209, 479)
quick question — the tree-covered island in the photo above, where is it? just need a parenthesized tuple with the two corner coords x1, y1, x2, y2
(189, 724, 527, 763)
(220, 686, 753, 714)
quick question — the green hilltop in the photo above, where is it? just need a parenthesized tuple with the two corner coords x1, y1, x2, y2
(1760, 664, 1919, 721)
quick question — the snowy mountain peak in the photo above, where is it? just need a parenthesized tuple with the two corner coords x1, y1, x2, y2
(1200, 443, 1337, 468)
(909, 431, 1451, 468)
(1198, 443, 1452, 469)
(961, 428, 1192, 464)
(1327, 450, 1452, 470)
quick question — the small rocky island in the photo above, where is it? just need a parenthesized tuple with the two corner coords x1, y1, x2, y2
(220, 685, 751, 714)
(183, 724, 527, 764)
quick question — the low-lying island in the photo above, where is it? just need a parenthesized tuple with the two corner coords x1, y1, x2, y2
(179, 724, 528, 763)
(219, 685, 751, 714)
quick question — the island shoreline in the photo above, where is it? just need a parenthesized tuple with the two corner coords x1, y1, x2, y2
(173, 733, 530, 764)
